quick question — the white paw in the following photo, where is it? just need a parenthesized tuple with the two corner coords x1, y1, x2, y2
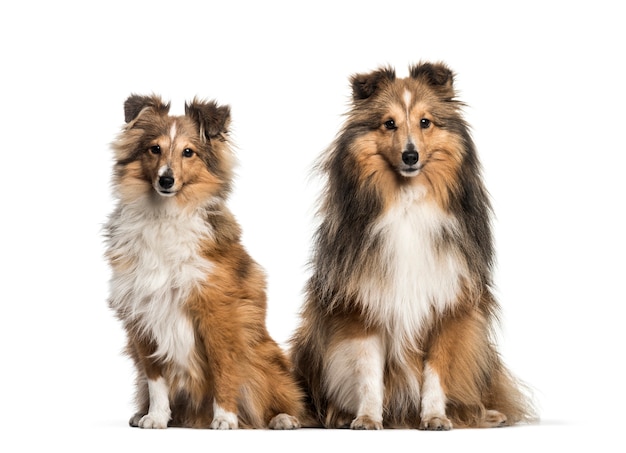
(211, 402, 239, 430)
(210, 414, 239, 430)
(269, 413, 301, 430)
(138, 412, 169, 429)
(419, 415, 452, 431)
(350, 415, 383, 430)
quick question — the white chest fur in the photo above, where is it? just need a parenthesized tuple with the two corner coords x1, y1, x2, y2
(359, 187, 467, 351)
(107, 201, 213, 367)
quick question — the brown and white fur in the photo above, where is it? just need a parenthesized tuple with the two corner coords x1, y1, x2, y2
(105, 94, 303, 429)
(290, 62, 535, 429)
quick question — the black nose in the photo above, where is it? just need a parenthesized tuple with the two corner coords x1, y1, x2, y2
(402, 150, 419, 166)
(159, 176, 175, 189)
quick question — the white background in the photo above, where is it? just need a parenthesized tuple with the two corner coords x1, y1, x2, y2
(1, 1, 624, 451)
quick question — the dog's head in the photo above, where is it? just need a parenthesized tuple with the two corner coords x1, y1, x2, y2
(112, 94, 234, 207)
(346, 62, 467, 194)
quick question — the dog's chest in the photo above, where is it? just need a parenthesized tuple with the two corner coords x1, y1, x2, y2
(361, 189, 467, 342)
(107, 204, 213, 366)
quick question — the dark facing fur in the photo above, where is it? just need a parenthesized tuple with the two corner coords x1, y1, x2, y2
(290, 62, 535, 429)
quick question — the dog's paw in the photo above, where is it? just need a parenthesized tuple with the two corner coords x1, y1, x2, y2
(210, 412, 239, 430)
(419, 415, 452, 431)
(483, 410, 508, 428)
(137, 413, 169, 429)
(129, 412, 144, 427)
(269, 413, 301, 430)
(350, 415, 383, 430)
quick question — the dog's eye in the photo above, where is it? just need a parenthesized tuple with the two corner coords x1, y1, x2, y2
(182, 148, 194, 158)
(420, 118, 431, 129)
(384, 119, 397, 130)
(150, 145, 161, 154)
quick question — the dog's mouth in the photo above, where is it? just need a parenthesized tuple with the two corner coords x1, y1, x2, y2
(156, 189, 177, 197)
(152, 182, 178, 197)
(399, 164, 421, 177)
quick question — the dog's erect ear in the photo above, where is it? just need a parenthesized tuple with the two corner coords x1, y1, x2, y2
(123, 94, 170, 123)
(351, 66, 396, 101)
(185, 99, 231, 140)
(409, 62, 455, 95)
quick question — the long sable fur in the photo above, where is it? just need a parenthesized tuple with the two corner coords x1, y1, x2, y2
(290, 62, 535, 428)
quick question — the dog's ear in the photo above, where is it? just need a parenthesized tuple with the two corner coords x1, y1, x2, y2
(124, 94, 170, 123)
(351, 66, 396, 101)
(185, 99, 231, 140)
(409, 62, 455, 96)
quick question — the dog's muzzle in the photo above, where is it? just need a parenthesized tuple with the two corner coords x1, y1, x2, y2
(399, 143, 420, 177)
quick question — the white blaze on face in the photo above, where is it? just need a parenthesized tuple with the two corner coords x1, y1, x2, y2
(403, 89, 412, 128)
(169, 122, 177, 143)
(168, 121, 178, 161)
(158, 165, 169, 177)
(402, 88, 418, 155)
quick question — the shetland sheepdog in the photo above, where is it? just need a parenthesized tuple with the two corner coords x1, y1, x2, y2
(105, 94, 303, 429)
(290, 62, 535, 429)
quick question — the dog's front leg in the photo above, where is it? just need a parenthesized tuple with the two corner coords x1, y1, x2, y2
(136, 376, 172, 428)
(211, 397, 239, 429)
(325, 334, 385, 429)
(128, 337, 172, 429)
(419, 361, 452, 430)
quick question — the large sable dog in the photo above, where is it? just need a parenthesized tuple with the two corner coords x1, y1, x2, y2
(290, 62, 534, 430)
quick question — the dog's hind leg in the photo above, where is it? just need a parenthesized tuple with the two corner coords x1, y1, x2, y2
(480, 410, 508, 428)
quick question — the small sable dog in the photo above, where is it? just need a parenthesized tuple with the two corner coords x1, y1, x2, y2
(290, 62, 535, 429)
(105, 94, 303, 429)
